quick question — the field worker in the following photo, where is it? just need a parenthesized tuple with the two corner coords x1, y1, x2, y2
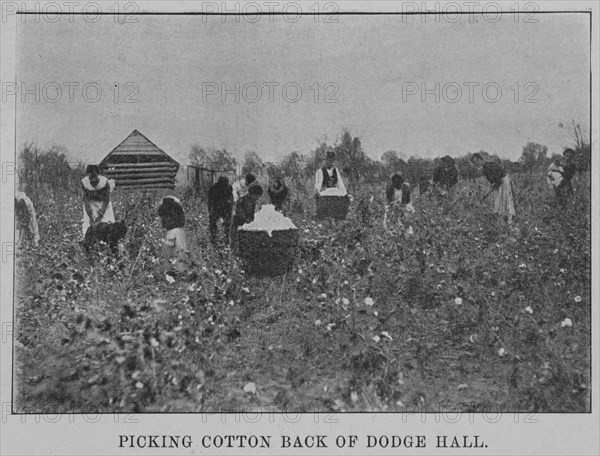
(433, 155, 459, 193)
(547, 155, 565, 199)
(314, 151, 347, 195)
(232, 173, 258, 204)
(15, 190, 40, 247)
(268, 177, 290, 213)
(81, 164, 116, 237)
(208, 176, 234, 246)
(158, 196, 189, 274)
(314, 151, 348, 227)
(384, 172, 414, 231)
(470, 153, 516, 224)
(555, 148, 577, 205)
(231, 184, 263, 250)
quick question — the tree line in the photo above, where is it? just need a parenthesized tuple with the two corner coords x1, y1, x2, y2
(17, 143, 86, 200)
(17, 121, 590, 199)
(188, 124, 591, 192)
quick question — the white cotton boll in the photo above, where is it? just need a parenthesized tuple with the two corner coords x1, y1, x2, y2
(240, 204, 297, 236)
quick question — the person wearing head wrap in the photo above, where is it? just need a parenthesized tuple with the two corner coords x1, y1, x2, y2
(267, 177, 290, 213)
(547, 156, 565, 190)
(232, 173, 258, 204)
(433, 155, 459, 192)
(470, 153, 516, 223)
(384, 172, 414, 230)
(15, 190, 40, 247)
(158, 195, 189, 273)
(81, 164, 116, 237)
(552, 148, 577, 206)
(231, 183, 264, 251)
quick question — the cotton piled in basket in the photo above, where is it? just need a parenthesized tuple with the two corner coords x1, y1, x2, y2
(238, 205, 299, 277)
(240, 204, 297, 236)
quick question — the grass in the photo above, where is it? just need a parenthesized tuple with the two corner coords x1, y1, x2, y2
(13, 170, 591, 413)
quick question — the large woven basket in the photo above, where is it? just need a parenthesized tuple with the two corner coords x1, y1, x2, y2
(238, 229, 299, 277)
(316, 195, 350, 220)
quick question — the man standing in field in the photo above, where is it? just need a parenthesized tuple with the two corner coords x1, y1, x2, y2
(314, 151, 347, 196)
(314, 151, 348, 227)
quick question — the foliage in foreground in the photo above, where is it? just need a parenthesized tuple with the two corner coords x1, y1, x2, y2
(14, 171, 590, 413)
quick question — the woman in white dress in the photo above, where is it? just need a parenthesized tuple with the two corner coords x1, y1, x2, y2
(15, 190, 40, 247)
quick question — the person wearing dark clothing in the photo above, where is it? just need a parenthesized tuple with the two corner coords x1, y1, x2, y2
(83, 221, 127, 254)
(233, 184, 263, 228)
(384, 173, 414, 230)
(554, 148, 577, 206)
(562, 148, 578, 180)
(231, 184, 263, 250)
(433, 155, 459, 192)
(314, 151, 347, 195)
(268, 177, 289, 212)
(208, 176, 234, 245)
(314, 151, 348, 227)
(158, 196, 185, 231)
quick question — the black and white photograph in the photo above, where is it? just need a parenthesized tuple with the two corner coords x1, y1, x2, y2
(1, 1, 598, 454)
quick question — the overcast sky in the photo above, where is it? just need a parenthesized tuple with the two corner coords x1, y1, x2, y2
(16, 11, 590, 165)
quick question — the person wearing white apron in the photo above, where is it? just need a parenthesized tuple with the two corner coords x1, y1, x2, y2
(15, 190, 40, 247)
(81, 164, 115, 237)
